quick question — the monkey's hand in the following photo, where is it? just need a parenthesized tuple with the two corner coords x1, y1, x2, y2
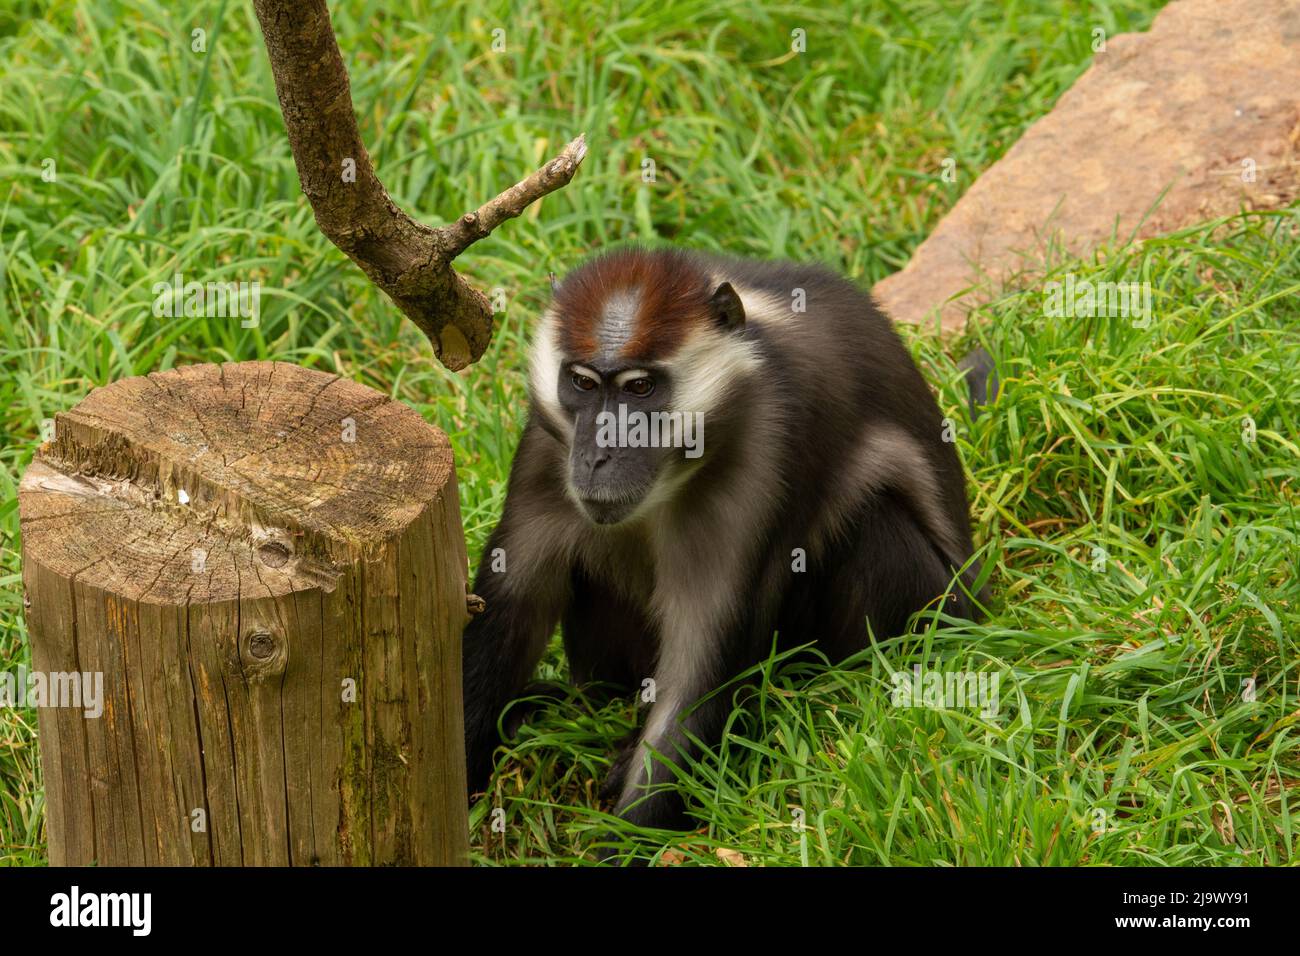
(590, 787, 691, 866)
(461, 605, 554, 796)
(597, 729, 641, 803)
(460, 513, 569, 798)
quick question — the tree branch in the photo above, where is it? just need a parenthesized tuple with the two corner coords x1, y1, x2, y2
(252, 0, 586, 370)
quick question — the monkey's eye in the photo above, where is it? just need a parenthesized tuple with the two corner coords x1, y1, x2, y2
(571, 371, 598, 392)
(623, 377, 655, 397)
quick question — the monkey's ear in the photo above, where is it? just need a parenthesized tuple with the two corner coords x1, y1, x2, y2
(709, 282, 745, 330)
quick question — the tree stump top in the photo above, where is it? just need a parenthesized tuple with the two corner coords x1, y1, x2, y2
(19, 361, 454, 606)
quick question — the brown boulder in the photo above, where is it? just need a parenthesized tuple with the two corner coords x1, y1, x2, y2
(874, 0, 1300, 332)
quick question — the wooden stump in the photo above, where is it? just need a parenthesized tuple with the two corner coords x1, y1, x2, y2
(18, 361, 470, 866)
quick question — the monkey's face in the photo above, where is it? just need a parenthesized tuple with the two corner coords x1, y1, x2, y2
(530, 247, 754, 527)
(557, 361, 680, 525)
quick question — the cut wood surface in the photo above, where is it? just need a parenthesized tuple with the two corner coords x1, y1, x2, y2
(19, 361, 469, 865)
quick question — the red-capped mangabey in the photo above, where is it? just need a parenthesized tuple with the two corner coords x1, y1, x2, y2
(462, 246, 991, 844)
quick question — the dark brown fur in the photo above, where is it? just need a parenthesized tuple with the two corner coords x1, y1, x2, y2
(552, 247, 715, 361)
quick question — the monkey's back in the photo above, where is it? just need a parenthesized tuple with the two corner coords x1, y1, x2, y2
(685, 250, 974, 562)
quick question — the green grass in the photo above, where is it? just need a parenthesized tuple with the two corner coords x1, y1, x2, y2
(3, 0, 1292, 867)
(485, 212, 1300, 865)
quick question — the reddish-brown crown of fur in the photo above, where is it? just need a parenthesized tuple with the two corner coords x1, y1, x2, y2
(552, 248, 714, 362)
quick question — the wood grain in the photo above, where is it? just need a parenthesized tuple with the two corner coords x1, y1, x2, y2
(19, 361, 469, 866)
(251, 0, 585, 370)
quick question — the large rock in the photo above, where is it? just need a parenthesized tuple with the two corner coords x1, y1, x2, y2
(874, 0, 1300, 332)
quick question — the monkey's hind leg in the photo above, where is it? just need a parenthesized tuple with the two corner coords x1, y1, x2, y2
(562, 567, 661, 801)
(808, 490, 981, 659)
(561, 566, 659, 691)
(498, 679, 576, 741)
(462, 540, 569, 795)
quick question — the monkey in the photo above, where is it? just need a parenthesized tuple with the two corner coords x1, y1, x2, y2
(461, 246, 990, 842)
(957, 346, 999, 420)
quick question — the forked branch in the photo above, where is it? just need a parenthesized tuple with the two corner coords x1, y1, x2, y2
(252, 0, 586, 370)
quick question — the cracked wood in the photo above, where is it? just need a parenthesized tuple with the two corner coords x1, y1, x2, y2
(19, 361, 470, 865)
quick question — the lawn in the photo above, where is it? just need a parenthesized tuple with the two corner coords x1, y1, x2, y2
(3, 0, 1296, 866)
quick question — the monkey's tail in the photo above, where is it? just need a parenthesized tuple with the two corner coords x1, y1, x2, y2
(957, 347, 999, 420)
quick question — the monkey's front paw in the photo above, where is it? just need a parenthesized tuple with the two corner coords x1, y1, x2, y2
(501, 679, 571, 741)
(599, 750, 635, 804)
(613, 788, 691, 835)
(590, 833, 653, 866)
(591, 836, 623, 865)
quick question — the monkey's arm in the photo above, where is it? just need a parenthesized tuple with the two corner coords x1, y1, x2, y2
(462, 426, 573, 794)
(602, 614, 777, 855)
(604, 546, 782, 843)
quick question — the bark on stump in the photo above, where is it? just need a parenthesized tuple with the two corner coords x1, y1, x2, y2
(18, 361, 469, 866)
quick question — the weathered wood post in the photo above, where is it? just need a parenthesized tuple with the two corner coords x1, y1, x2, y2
(18, 360, 469, 866)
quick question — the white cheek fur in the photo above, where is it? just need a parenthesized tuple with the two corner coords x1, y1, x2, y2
(529, 309, 572, 440)
(669, 326, 762, 419)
